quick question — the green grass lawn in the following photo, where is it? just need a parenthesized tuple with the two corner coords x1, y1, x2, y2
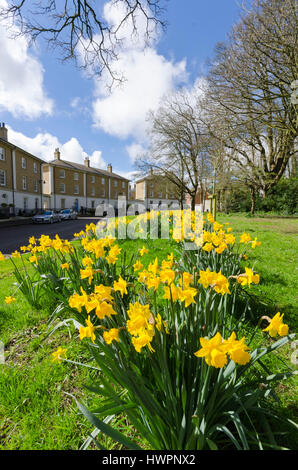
(0, 213, 297, 449)
(217, 214, 298, 329)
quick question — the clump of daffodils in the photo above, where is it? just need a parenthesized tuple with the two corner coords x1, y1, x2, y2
(194, 331, 251, 368)
(69, 285, 117, 319)
(126, 302, 156, 353)
(236, 268, 260, 288)
(198, 268, 231, 295)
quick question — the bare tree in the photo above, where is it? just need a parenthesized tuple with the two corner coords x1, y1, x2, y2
(0, 0, 166, 84)
(203, 0, 297, 212)
(140, 88, 213, 211)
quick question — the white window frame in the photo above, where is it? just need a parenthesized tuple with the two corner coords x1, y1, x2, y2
(0, 169, 6, 186)
(33, 162, 38, 173)
(114, 180, 118, 187)
(60, 183, 65, 193)
(91, 187, 95, 196)
(74, 172, 79, 181)
(101, 177, 105, 185)
(22, 157, 27, 169)
(22, 176, 27, 190)
(91, 175, 95, 184)
(150, 191, 154, 197)
(101, 189, 105, 197)
(0, 147, 5, 161)
(34, 180, 38, 192)
(74, 184, 79, 195)
(122, 181, 125, 189)
(24, 197, 28, 209)
(60, 169, 65, 178)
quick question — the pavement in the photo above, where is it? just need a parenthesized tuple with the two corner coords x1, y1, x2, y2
(0, 217, 103, 254)
(0, 216, 32, 228)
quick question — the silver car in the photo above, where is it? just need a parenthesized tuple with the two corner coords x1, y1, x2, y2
(59, 209, 77, 220)
(32, 210, 61, 224)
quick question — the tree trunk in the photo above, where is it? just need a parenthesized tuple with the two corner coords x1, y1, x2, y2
(191, 195, 196, 212)
(217, 189, 221, 212)
(250, 187, 256, 215)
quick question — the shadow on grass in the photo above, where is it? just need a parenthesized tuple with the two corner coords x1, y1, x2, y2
(235, 287, 297, 330)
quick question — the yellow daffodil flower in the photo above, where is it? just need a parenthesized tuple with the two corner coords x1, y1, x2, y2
(251, 237, 261, 249)
(133, 260, 143, 272)
(103, 328, 120, 345)
(262, 312, 289, 337)
(79, 316, 96, 343)
(52, 346, 67, 363)
(195, 332, 227, 368)
(223, 332, 251, 365)
(240, 232, 252, 244)
(113, 276, 128, 297)
(61, 263, 70, 270)
(237, 267, 260, 288)
(139, 246, 149, 256)
(202, 242, 213, 252)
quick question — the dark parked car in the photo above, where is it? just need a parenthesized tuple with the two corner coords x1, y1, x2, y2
(59, 209, 77, 220)
(32, 210, 61, 224)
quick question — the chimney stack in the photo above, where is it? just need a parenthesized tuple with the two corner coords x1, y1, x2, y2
(149, 166, 153, 175)
(0, 122, 8, 141)
(54, 148, 60, 160)
(84, 157, 90, 167)
(107, 163, 112, 173)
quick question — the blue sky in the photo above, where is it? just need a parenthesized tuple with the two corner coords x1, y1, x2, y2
(0, 0, 243, 181)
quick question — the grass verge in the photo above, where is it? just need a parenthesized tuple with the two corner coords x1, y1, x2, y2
(0, 214, 297, 449)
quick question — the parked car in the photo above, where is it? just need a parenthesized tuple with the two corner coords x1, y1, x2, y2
(32, 210, 61, 224)
(59, 209, 77, 220)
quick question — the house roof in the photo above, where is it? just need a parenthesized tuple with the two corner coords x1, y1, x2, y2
(0, 134, 129, 181)
(135, 170, 165, 184)
(0, 137, 45, 163)
(46, 158, 130, 181)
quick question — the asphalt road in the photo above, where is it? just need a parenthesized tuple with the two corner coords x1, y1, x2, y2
(0, 218, 102, 254)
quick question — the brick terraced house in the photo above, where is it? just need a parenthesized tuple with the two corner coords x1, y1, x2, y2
(42, 149, 130, 211)
(0, 123, 48, 214)
(135, 168, 182, 209)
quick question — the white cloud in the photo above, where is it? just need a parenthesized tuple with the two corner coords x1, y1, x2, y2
(126, 142, 148, 163)
(88, 150, 106, 169)
(7, 126, 106, 169)
(0, 0, 53, 118)
(80, 1, 188, 143)
(114, 169, 139, 182)
(92, 48, 187, 140)
(70, 97, 81, 108)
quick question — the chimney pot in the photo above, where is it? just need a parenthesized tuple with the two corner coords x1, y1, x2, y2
(0, 122, 8, 141)
(107, 163, 112, 173)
